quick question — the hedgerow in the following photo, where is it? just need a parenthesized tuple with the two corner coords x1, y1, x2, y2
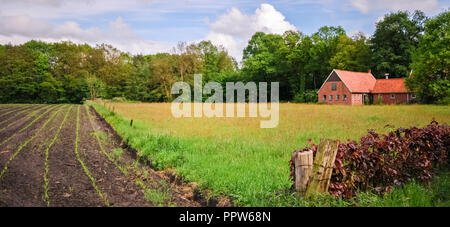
(290, 120, 449, 199)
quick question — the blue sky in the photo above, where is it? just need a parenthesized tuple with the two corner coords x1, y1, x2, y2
(0, 0, 448, 60)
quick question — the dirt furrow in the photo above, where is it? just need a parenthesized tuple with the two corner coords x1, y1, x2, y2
(0, 105, 31, 118)
(0, 105, 61, 167)
(46, 105, 104, 207)
(0, 105, 55, 139)
(0, 105, 66, 207)
(0, 105, 41, 127)
(0, 105, 25, 115)
(87, 106, 201, 207)
(78, 106, 152, 207)
(0, 104, 202, 207)
(42, 106, 73, 206)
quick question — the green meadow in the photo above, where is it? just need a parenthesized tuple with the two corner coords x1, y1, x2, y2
(89, 102, 450, 206)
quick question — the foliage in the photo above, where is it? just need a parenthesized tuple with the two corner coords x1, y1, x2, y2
(290, 121, 449, 199)
(330, 33, 371, 72)
(406, 10, 450, 104)
(241, 26, 348, 101)
(293, 90, 318, 103)
(1, 9, 446, 104)
(370, 10, 428, 78)
(0, 40, 236, 103)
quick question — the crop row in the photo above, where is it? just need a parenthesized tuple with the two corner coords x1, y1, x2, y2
(0, 105, 65, 181)
(74, 106, 110, 206)
(0, 105, 47, 132)
(42, 105, 73, 206)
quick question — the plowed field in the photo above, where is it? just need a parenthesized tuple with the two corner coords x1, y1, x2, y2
(0, 104, 199, 207)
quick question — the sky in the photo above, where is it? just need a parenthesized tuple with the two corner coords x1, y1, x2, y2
(0, 0, 448, 61)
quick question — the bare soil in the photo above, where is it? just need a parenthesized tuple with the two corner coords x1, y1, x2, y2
(0, 104, 201, 207)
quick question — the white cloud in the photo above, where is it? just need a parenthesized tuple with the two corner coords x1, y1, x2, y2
(108, 17, 140, 41)
(204, 3, 298, 61)
(350, 0, 440, 14)
(0, 14, 174, 55)
(0, 15, 53, 37)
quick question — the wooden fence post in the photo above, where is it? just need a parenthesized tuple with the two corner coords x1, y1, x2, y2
(294, 150, 313, 194)
(305, 139, 339, 198)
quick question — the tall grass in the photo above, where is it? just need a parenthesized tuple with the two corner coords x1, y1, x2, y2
(89, 102, 450, 206)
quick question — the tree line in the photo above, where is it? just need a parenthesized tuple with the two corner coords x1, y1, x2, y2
(0, 10, 448, 104)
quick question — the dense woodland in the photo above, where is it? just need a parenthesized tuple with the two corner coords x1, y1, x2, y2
(0, 10, 448, 104)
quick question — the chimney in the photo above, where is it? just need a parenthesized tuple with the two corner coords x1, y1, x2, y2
(368, 69, 371, 74)
(385, 73, 389, 79)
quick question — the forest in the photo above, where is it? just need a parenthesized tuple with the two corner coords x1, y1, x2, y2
(0, 10, 448, 104)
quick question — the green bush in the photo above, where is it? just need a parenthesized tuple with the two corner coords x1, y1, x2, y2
(293, 90, 318, 103)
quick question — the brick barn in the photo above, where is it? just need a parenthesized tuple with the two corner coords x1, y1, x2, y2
(317, 69, 414, 105)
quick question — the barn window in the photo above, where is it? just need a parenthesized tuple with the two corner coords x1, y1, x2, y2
(391, 94, 396, 99)
(343, 94, 347, 101)
(336, 95, 340, 100)
(331, 83, 337, 91)
(329, 95, 333, 101)
(323, 95, 326, 101)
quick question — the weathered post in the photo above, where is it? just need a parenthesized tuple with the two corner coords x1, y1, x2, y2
(305, 139, 339, 198)
(294, 150, 313, 194)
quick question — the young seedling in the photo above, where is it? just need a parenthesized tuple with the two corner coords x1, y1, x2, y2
(42, 105, 73, 206)
(74, 106, 110, 207)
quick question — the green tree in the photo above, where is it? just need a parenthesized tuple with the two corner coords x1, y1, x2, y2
(370, 10, 427, 77)
(283, 31, 314, 101)
(406, 10, 450, 104)
(308, 26, 346, 89)
(242, 32, 290, 99)
(330, 33, 371, 72)
(151, 54, 176, 101)
(189, 41, 236, 83)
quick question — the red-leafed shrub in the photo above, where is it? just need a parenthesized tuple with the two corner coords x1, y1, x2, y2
(290, 120, 449, 199)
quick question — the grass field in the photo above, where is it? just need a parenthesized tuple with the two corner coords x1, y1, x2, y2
(90, 101, 450, 206)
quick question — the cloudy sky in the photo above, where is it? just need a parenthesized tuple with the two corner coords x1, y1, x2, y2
(0, 0, 448, 61)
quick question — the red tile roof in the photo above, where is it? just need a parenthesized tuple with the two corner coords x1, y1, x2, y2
(372, 78, 408, 93)
(334, 69, 376, 93)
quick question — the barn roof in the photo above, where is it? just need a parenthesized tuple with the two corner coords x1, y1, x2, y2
(372, 78, 408, 93)
(333, 69, 376, 93)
